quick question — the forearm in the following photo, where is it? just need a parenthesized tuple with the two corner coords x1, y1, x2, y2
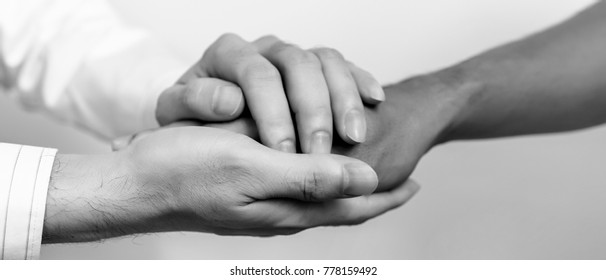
(446, 2, 606, 140)
(336, 2, 606, 187)
(42, 154, 168, 243)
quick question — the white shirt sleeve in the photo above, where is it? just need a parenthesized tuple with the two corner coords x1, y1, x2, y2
(0, 143, 57, 260)
(0, 0, 187, 140)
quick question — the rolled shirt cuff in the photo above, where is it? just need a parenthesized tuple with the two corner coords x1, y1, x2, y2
(0, 143, 57, 260)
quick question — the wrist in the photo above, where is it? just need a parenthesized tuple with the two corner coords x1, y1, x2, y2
(438, 54, 511, 141)
(388, 65, 482, 145)
(420, 64, 484, 144)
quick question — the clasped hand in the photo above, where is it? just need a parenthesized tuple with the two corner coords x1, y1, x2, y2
(42, 34, 422, 242)
(104, 34, 419, 238)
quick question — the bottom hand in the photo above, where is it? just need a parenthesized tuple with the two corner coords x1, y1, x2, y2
(44, 126, 420, 242)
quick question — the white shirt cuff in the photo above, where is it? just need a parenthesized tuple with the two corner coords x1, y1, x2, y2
(0, 143, 57, 260)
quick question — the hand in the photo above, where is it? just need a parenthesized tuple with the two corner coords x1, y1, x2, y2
(44, 126, 419, 242)
(155, 33, 386, 154)
(202, 70, 475, 192)
(332, 72, 474, 192)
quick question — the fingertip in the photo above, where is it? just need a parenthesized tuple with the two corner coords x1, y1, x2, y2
(309, 130, 332, 154)
(343, 109, 367, 144)
(375, 86, 386, 102)
(342, 162, 378, 196)
(277, 139, 296, 153)
(364, 84, 385, 105)
(395, 179, 422, 204)
(211, 85, 245, 118)
(348, 63, 385, 105)
(405, 180, 421, 195)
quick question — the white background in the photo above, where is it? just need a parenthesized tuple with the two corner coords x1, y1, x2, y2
(1, 0, 605, 259)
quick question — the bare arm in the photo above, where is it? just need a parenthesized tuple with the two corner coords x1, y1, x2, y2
(328, 2, 606, 192)
(448, 1, 606, 139)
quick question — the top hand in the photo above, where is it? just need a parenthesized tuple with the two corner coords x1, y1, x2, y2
(155, 33, 385, 154)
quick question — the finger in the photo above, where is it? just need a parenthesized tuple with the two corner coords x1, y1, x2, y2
(156, 78, 245, 126)
(201, 33, 296, 153)
(254, 36, 333, 154)
(245, 179, 420, 229)
(312, 179, 421, 227)
(311, 48, 367, 144)
(347, 62, 385, 105)
(249, 149, 379, 201)
(212, 227, 302, 237)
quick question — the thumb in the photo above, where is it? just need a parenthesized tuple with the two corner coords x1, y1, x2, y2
(155, 78, 245, 126)
(256, 150, 379, 201)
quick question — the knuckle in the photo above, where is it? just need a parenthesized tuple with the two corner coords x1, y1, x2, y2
(209, 33, 236, 54)
(257, 34, 279, 43)
(304, 171, 324, 200)
(284, 171, 322, 202)
(295, 170, 336, 201)
(256, 121, 294, 145)
(258, 116, 292, 132)
(216, 32, 239, 44)
(210, 33, 252, 58)
(315, 47, 344, 61)
(276, 45, 320, 68)
(180, 83, 202, 109)
(240, 61, 281, 82)
(295, 106, 332, 127)
(306, 105, 332, 117)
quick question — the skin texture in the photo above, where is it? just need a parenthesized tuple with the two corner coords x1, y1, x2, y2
(206, 71, 475, 192)
(43, 127, 420, 243)
(156, 33, 386, 154)
(42, 1, 606, 244)
(338, 1, 606, 190)
(41, 35, 406, 244)
(207, 2, 606, 193)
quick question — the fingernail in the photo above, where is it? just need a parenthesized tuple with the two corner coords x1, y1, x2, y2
(370, 87, 386, 103)
(212, 85, 243, 116)
(278, 139, 296, 153)
(344, 109, 366, 143)
(310, 131, 331, 154)
(342, 162, 378, 196)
